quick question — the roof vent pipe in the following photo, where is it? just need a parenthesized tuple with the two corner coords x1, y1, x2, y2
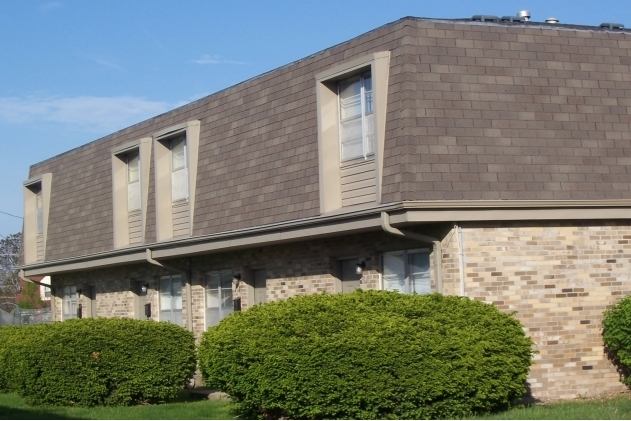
(545, 17, 559, 24)
(518, 10, 531, 21)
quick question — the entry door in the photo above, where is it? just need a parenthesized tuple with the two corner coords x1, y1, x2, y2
(341, 259, 361, 293)
(253, 269, 267, 305)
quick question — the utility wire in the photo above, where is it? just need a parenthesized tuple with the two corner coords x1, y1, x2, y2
(0, 211, 22, 220)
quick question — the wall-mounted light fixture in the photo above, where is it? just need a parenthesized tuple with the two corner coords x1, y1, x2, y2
(232, 273, 242, 287)
(141, 283, 149, 293)
(356, 261, 366, 275)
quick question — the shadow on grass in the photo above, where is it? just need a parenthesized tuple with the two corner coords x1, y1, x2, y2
(0, 405, 80, 420)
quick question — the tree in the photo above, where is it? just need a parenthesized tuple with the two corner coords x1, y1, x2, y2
(0, 233, 21, 312)
(17, 282, 45, 309)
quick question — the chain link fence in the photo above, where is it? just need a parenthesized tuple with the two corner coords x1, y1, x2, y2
(0, 306, 52, 326)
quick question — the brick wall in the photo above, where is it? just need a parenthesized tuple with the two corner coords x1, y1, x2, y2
(51, 221, 631, 400)
(441, 220, 631, 400)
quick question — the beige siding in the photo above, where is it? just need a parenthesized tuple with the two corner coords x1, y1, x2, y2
(341, 160, 376, 207)
(128, 210, 142, 244)
(172, 201, 190, 237)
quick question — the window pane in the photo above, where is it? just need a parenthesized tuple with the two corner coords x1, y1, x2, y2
(206, 289, 220, 308)
(172, 278, 182, 310)
(340, 118, 363, 160)
(63, 285, 77, 317)
(160, 278, 172, 310)
(364, 74, 373, 115)
(171, 168, 188, 201)
(383, 252, 406, 293)
(409, 252, 431, 295)
(127, 152, 139, 183)
(36, 190, 43, 234)
(171, 137, 186, 170)
(221, 288, 233, 311)
(364, 113, 374, 156)
(220, 271, 233, 290)
(206, 273, 219, 290)
(339, 76, 362, 121)
(128, 181, 141, 211)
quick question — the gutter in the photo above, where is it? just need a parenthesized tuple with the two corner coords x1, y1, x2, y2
(20, 199, 631, 276)
(18, 269, 52, 290)
(380, 211, 443, 293)
(145, 249, 193, 332)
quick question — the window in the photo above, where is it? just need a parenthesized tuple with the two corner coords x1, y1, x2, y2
(111, 138, 150, 248)
(159, 275, 182, 326)
(23, 174, 51, 263)
(383, 249, 431, 295)
(152, 121, 200, 241)
(205, 270, 233, 327)
(315, 52, 390, 214)
(126, 151, 141, 212)
(339, 72, 373, 162)
(62, 285, 77, 320)
(171, 136, 188, 202)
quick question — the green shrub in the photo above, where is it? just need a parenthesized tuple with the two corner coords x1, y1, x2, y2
(199, 290, 534, 419)
(0, 318, 196, 406)
(603, 295, 631, 386)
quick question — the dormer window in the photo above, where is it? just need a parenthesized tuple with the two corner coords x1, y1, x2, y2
(339, 72, 373, 162)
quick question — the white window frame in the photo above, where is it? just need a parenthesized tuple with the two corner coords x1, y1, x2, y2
(170, 136, 189, 203)
(382, 248, 432, 295)
(338, 71, 374, 163)
(62, 285, 77, 320)
(204, 269, 234, 329)
(159, 275, 183, 326)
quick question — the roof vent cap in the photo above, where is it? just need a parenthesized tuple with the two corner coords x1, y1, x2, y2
(501, 15, 526, 23)
(471, 15, 500, 22)
(545, 17, 559, 24)
(517, 10, 531, 21)
(600, 22, 624, 29)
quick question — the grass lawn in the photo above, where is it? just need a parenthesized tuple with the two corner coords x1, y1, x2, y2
(470, 394, 631, 420)
(0, 392, 234, 420)
(1, 392, 630, 420)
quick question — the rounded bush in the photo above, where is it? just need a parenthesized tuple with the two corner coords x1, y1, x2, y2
(603, 295, 631, 386)
(0, 318, 196, 406)
(199, 290, 534, 419)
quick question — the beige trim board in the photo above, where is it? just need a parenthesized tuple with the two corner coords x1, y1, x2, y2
(391, 207, 631, 225)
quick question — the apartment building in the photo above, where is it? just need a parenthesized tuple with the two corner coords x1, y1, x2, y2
(20, 15, 631, 400)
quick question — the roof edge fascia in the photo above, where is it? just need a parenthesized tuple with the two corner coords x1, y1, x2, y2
(21, 199, 631, 275)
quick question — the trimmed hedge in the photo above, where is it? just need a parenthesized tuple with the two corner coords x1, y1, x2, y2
(603, 295, 631, 386)
(199, 290, 534, 419)
(0, 318, 196, 406)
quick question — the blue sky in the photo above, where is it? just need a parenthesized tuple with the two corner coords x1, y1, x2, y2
(0, 0, 629, 237)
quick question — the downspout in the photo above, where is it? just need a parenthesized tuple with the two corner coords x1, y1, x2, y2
(146, 249, 193, 332)
(456, 224, 465, 296)
(380, 212, 443, 293)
